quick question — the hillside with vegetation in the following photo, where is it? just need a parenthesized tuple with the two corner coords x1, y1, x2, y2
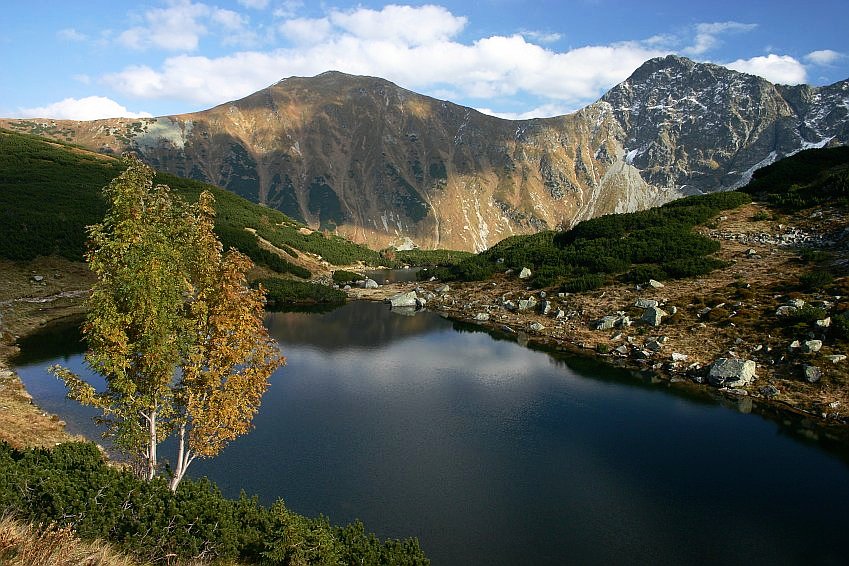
(0, 129, 385, 282)
(426, 191, 752, 290)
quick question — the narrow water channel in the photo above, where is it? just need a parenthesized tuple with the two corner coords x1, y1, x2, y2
(13, 301, 849, 566)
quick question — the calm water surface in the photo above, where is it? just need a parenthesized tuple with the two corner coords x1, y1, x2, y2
(13, 302, 849, 566)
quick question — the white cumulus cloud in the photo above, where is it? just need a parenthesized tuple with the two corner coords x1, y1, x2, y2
(117, 0, 256, 51)
(685, 21, 757, 56)
(279, 17, 333, 44)
(16, 97, 153, 120)
(327, 4, 467, 46)
(725, 54, 807, 84)
(104, 4, 667, 116)
(805, 49, 844, 66)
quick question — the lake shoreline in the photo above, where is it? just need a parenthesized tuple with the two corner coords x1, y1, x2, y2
(347, 273, 849, 447)
(3, 244, 849, 452)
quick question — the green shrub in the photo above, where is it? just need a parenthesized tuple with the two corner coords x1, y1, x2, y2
(562, 274, 606, 293)
(255, 277, 346, 309)
(798, 269, 834, 291)
(799, 249, 833, 263)
(0, 441, 429, 564)
(624, 265, 667, 284)
(332, 270, 363, 284)
(831, 311, 849, 340)
(781, 304, 828, 326)
(392, 248, 474, 267)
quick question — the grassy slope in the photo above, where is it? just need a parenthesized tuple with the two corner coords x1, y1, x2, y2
(0, 129, 383, 274)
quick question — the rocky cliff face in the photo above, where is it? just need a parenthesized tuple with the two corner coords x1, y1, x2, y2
(4, 56, 847, 251)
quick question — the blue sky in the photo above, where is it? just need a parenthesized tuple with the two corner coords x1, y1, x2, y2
(2, 0, 848, 120)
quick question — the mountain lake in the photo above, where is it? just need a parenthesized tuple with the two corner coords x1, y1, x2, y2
(12, 299, 849, 566)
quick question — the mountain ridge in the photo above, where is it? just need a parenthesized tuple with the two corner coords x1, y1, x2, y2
(3, 55, 848, 251)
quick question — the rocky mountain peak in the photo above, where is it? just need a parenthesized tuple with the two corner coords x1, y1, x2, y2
(2, 56, 847, 252)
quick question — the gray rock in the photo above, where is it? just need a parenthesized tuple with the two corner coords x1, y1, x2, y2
(519, 267, 532, 279)
(594, 315, 619, 331)
(816, 317, 831, 328)
(616, 315, 632, 328)
(518, 297, 538, 311)
(645, 339, 663, 352)
(436, 284, 450, 294)
(671, 352, 689, 362)
(31, 275, 44, 283)
(775, 305, 797, 317)
(641, 307, 668, 326)
(803, 340, 823, 353)
(648, 279, 665, 289)
(697, 307, 712, 318)
(554, 309, 566, 319)
(789, 298, 806, 308)
(825, 354, 847, 364)
(529, 322, 545, 332)
(539, 300, 552, 315)
(474, 312, 490, 321)
(803, 365, 822, 383)
(708, 358, 757, 387)
(635, 298, 659, 309)
(789, 340, 801, 350)
(386, 291, 418, 308)
(415, 297, 428, 309)
(363, 278, 379, 289)
(614, 344, 630, 355)
(759, 385, 780, 398)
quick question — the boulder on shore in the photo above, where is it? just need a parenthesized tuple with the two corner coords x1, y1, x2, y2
(708, 358, 756, 388)
(519, 267, 532, 279)
(386, 291, 418, 308)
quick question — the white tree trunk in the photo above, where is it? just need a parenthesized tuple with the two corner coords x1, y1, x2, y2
(146, 407, 158, 481)
(169, 422, 195, 491)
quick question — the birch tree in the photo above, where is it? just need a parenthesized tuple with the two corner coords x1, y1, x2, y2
(52, 155, 284, 490)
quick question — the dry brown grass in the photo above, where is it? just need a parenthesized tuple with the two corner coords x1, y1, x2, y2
(0, 516, 141, 566)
